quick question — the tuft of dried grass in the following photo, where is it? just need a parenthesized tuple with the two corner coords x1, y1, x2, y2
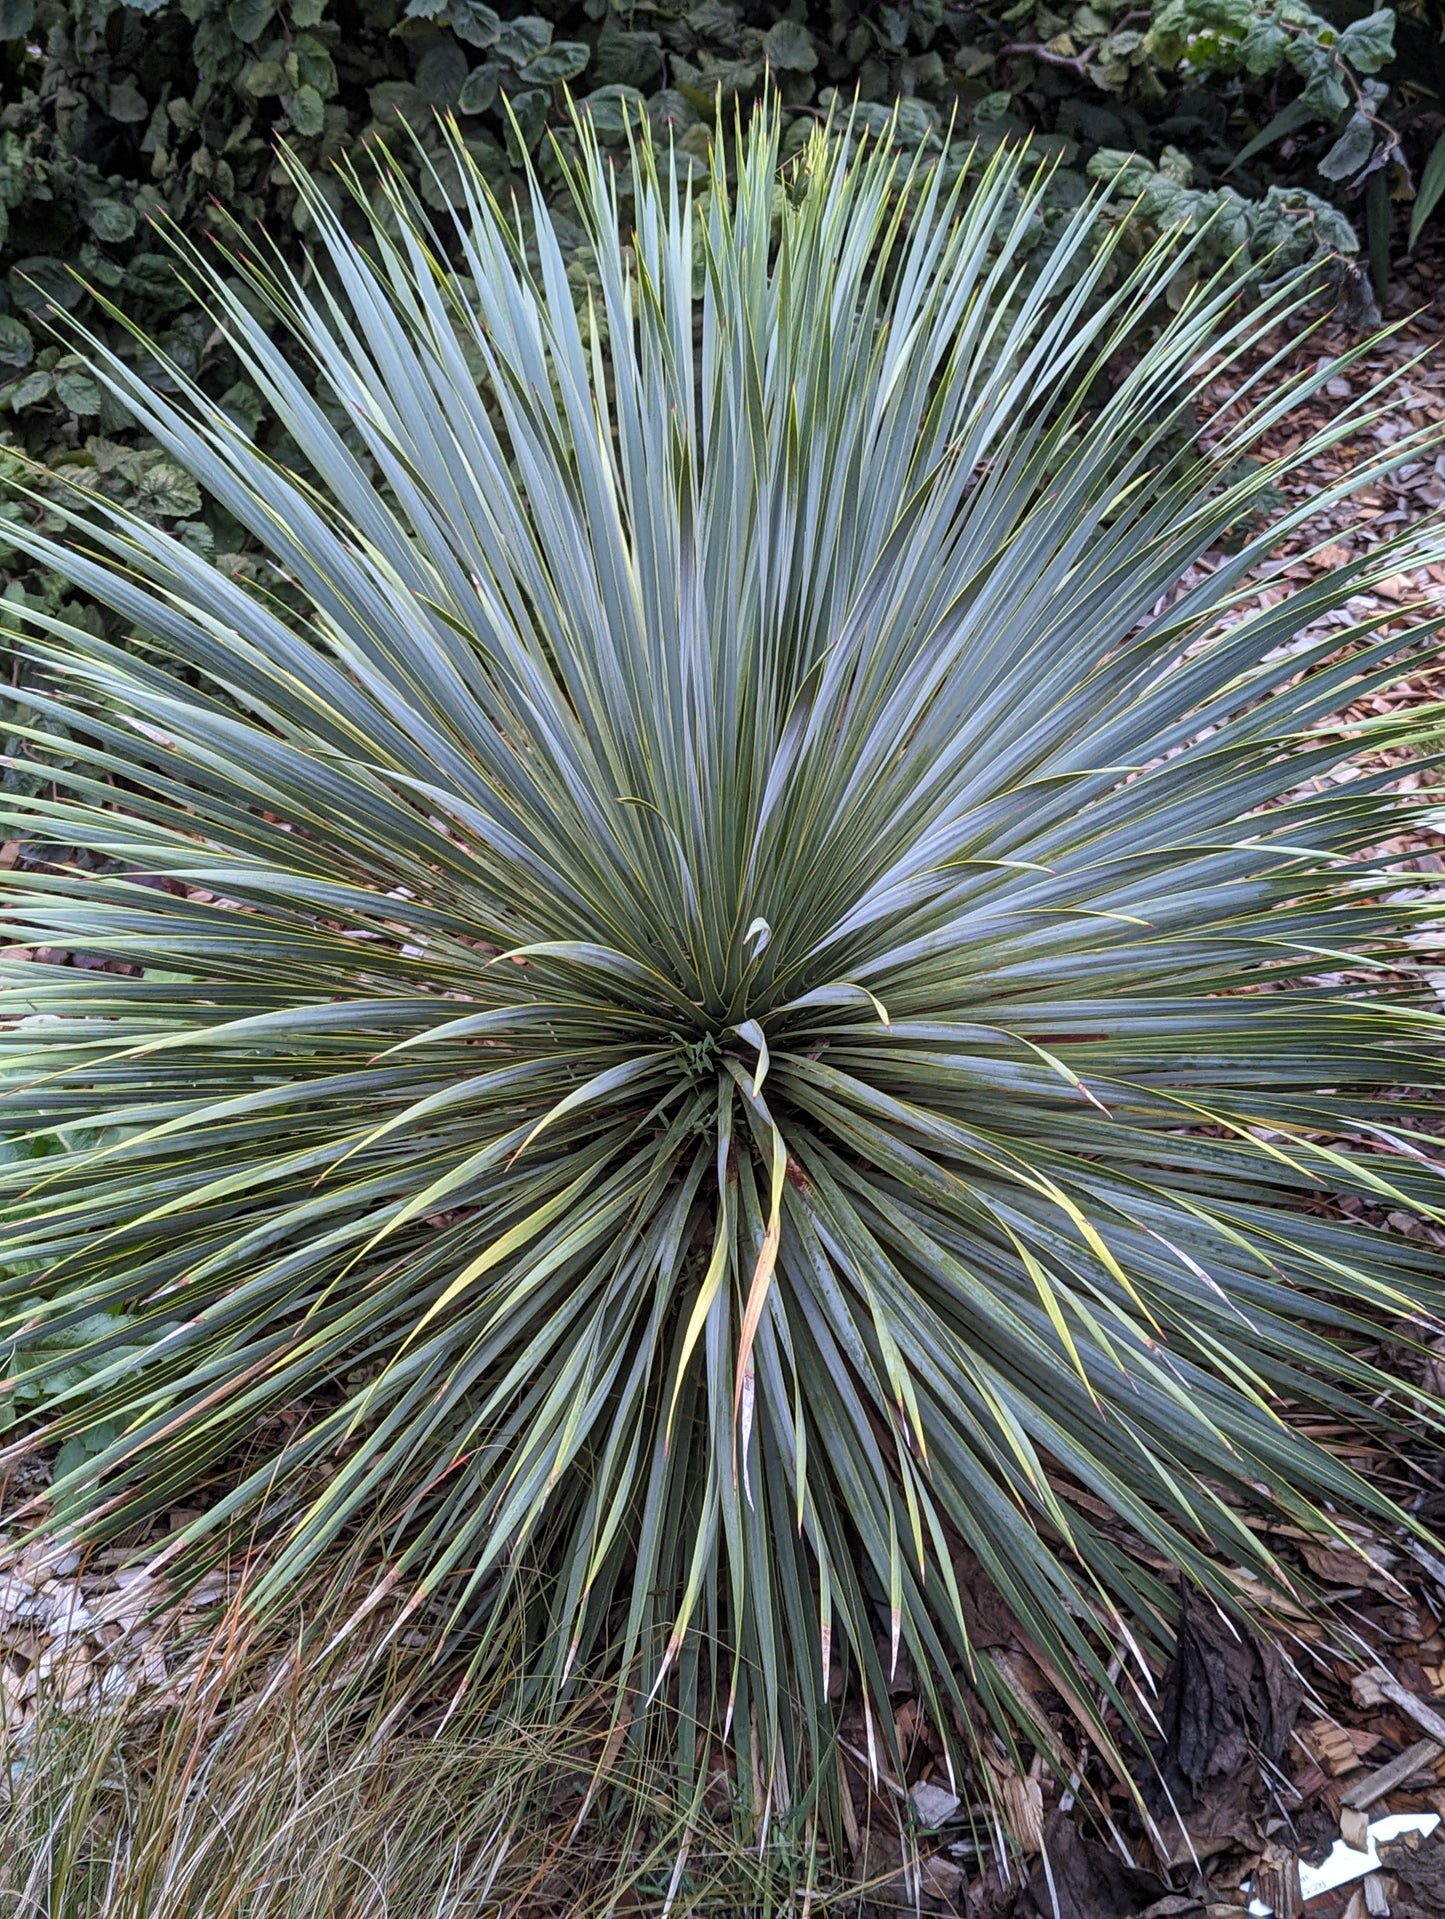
(0, 1547, 841, 1918)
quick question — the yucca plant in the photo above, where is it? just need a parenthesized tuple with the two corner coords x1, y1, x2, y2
(2, 104, 1444, 1822)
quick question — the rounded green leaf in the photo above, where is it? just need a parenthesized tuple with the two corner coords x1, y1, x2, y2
(0, 314, 33, 370)
(519, 39, 589, 85)
(494, 12, 549, 63)
(762, 17, 817, 71)
(130, 459, 203, 517)
(580, 83, 646, 138)
(415, 37, 468, 104)
(457, 61, 500, 114)
(591, 12, 660, 87)
(242, 57, 288, 95)
(8, 256, 82, 313)
(286, 83, 327, 134)
(1336, 9, 1395, 72)
(295, 33, 338, 95)
(5, 367, 51, 409)
(53, 368, 103, 415)
(228, 0, 275, 41)
(449, 0, 500, 48)
(106, 79, 151, 122)
(368, 78, 427, 125)
(87, 199, 139, 244)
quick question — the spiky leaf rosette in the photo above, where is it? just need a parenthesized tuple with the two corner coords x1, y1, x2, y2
(2, 110, 1444, 1803)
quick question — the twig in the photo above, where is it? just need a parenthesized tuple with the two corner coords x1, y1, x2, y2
(1340, 1737, 1443, 1811)
(1002, 40, 1095, 74)
(1352, 1665, 1445, 1746)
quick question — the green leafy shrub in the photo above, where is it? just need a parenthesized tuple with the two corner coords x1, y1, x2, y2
(1147, 0, 1444, 291)
(2, 1304, 143, 1476)
(1, 108, 1444, 1810)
